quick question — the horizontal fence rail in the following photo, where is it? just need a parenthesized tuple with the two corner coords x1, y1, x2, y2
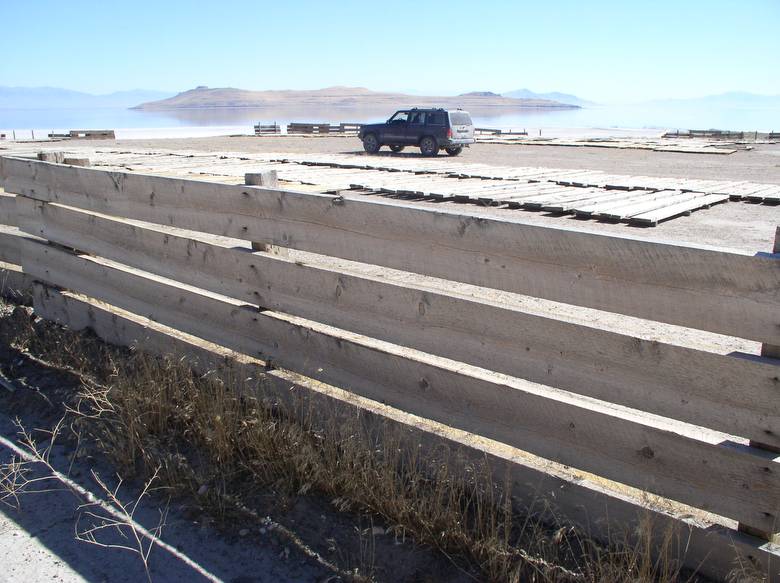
(2, 156, 778, 346)
(1, 155, 779, 579)
(16, 200, 780, 450)
(19, 238, 780, 532)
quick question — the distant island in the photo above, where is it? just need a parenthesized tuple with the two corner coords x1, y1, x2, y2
(131, 86, 580, 112)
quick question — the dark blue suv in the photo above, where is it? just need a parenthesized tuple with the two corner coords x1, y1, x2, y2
(358, 108, 475, 156)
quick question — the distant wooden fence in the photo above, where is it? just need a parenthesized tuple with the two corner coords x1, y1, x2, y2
(254, 123, 281, 135)
(47, 130, 116, 140)
(0, 155, 779, 580)
(286, 122, 362, 135)
(663, 129, 758, 140)
(475, 127, 528, 136)
(662, 130, 780, 143)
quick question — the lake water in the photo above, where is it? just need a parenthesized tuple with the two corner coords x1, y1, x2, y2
(1, 102, 778, 140)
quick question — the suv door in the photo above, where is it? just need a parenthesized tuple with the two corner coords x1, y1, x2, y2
(384, 110, 409, 143)
(425, 111, 447, 142)
(406, 110, 427, 145)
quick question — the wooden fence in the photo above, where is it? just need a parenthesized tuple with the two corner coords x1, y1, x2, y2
(0, 155, 779, 580)
(47, 130, 116, 140)
(286, 122, 362, 134)
(254, 123, 281, 135)
(475, 127, 529, 136)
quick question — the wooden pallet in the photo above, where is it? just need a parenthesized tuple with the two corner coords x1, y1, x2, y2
(9, 147, 774, 227)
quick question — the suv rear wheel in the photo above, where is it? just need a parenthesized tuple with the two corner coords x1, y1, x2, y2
(445, 146, 463, 156)
(362, 133, 380, 154)
(419, 136, 438, 156)
(389, 145, 404, 153)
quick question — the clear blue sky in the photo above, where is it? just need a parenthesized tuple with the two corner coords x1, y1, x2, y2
(2, 0, 778, 102)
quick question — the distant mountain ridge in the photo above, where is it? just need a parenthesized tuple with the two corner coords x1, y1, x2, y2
(0, 86, 175, 109)
(132, 86, 579, 111)
(502, 88, 593, 106)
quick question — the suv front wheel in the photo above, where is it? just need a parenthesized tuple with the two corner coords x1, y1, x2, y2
(419, 136, 438, 156)
(362, 133, 380, 154)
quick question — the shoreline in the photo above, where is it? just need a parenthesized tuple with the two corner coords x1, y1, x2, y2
(1, 124, 672, 141)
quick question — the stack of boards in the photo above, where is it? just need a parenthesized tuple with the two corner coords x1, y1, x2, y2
(5, 147, 779, 227)
(257, 152, 779, 226)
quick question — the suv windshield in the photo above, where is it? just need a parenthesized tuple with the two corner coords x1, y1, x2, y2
(449, 112, 472, 126)
(388, 111, 409, 124)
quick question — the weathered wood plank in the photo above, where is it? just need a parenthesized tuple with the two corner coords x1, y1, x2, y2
(598, 191, 703, 221)
(23, 201, 780, 448)
(33, 283, 780, 582)
(20, 238, 780, 531)
(762, 227, 780, 362)
(574, 190, 665, 216)
(3, 157, 779, 344)
(630, 194, 730, 226)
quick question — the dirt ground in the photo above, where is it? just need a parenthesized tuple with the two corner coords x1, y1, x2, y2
(6, 135, 776, 253)
(103, 135, 780, 185)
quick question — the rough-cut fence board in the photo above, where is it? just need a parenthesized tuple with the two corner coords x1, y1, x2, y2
(2, 157, 779, 344)
(21, 201, 780, 449)
(20, 238, 780, 531)
(32, 284, 780, 582)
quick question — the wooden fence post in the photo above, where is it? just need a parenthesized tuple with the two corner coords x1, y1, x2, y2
(245, 171, 288, 257)
(37, 152, 65, 163)
(63, 157, 91, 167)
(760, 226, 780, 360)
(739, 225, 780, 542)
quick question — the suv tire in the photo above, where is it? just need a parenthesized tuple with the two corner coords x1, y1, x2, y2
(362, 133, 380, 154)
(445, 146, 463, 156)
(419, 136, 438, 156)
(389, 145, 404, 153)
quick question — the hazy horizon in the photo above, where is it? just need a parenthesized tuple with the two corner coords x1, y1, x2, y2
(2, 84, 780, 108)
(2, 0, 778, 103)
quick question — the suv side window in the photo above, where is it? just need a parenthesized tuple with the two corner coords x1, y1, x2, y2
(388, 111, 409, 124)
(409, 111, 426, 124)
(426, 111, 446, 126)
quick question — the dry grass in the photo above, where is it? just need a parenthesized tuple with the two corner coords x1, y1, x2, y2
(0, 303, 740, 583)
